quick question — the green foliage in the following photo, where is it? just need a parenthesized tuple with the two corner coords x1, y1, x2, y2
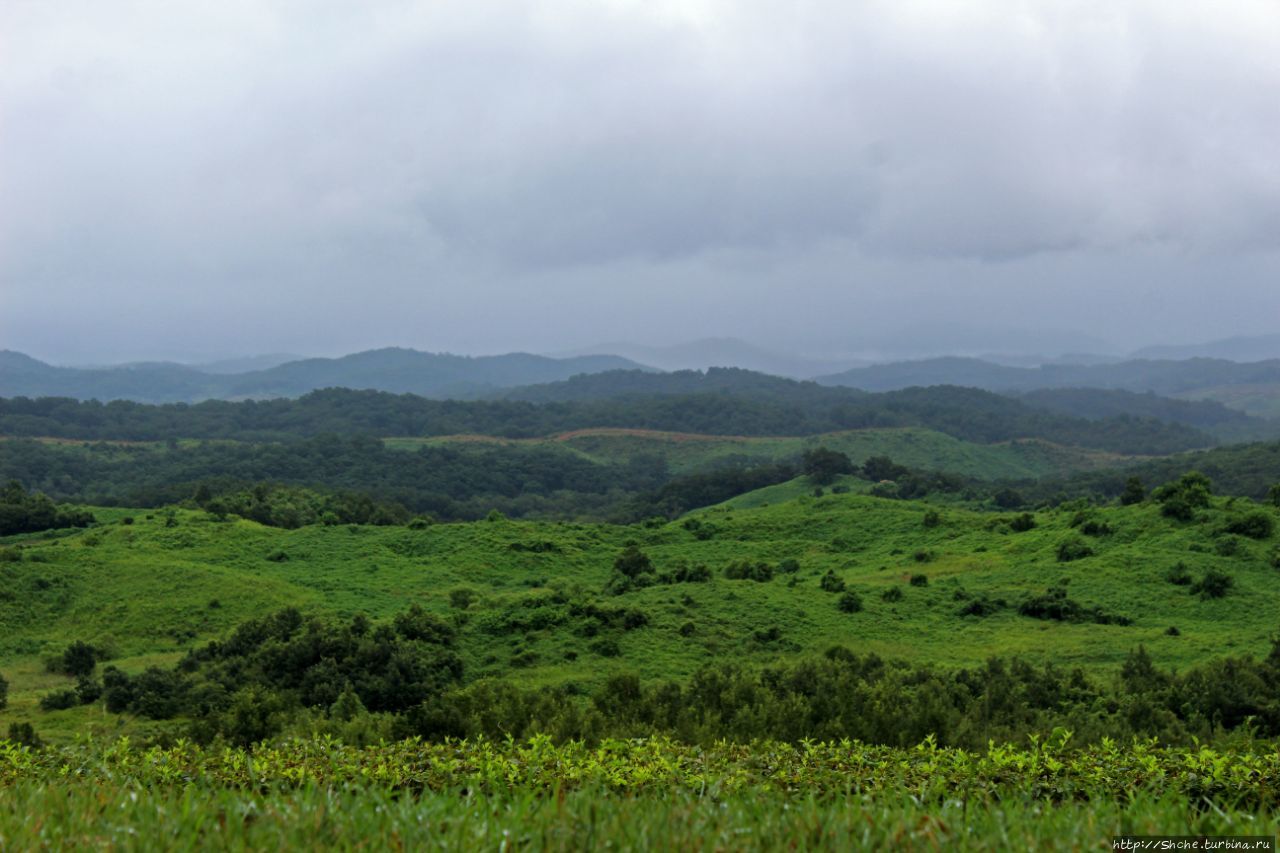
(881, 587, 903, 602)
(1190, 568, 1234, 600)
(1165, 562, 1192, 586)
(612, 545, 654, 580)
(909, 574, 929, 587)
(1120, 476, 1147, 505)
(801, 447, 854, 485)
(818, 569, 846, 593)
(0, 670, 7, 710)
(55, 641, 98, 678)
(1223, 512, 1275, 540)
(1009, 513, 1036, 532)
(0, 736, 1277, 850)
(836, 590, 863, 613)
(922, 509, 941, 528)
(957, 594, 1005, 617)
(1155, 471, 1213, 513)
(447, 587, 478, 610)
(1018, 585, 1132, 626)
(724, 560, 773, 582)
(0, 480, 94, 536)
(5, 721, 40, 747)
(863, 456, 909, 482)
(1055, 538, 1094, 562)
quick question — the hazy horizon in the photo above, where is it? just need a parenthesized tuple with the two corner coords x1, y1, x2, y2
(3, 2, 1278, 364)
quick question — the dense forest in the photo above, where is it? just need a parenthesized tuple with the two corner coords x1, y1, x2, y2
(0, 381, 1214, 454)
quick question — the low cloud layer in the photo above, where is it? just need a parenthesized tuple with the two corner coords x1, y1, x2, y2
(2, 1, 1279, 362)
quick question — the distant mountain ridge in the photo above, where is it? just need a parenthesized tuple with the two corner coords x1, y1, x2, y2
(551, 337, 866, 378)
(0, 348, 651, 403)
(1130, 334, 1280, 362)
(818, 356, 1280, 395)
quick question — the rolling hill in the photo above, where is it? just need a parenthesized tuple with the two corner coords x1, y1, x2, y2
(2, 487, 1276, 742)
(0, 348, 650, 403)
(817, 356, 1280, 418)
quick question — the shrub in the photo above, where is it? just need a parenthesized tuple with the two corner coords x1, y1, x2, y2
(39, 689, 81, 711)
(1214, 537, 1240, 557)
(448, 588, 478, 610)
(58, 641, 98, 678)
(1056, 538, 1094, 562)
(1165, 562, 1192, 585)
(958, 595, 1005, 617)
(1190, 568, 1233, 600)
(678, 621, 696, 637)
(802, 447, 854, 485)
(724, 560, 773, 582)
(882, 587, 904, 602)
(777, 559, 800, 574)
(909, 574, 929, 587)
(752, 626, 783, 643)
(1009, 513, 1036, 532)
(1018, 585, 1132, 625)
(589, 638, 621, 658)
(0, 671, 7, 710)
(1166, 626, 1181, 636)
(1224, 512, 1275, 540)
(613, 546, 654, 579)
(837, 590, 863, 613)
(265, 550, 289, 563)
(819, 570, 846, 593)
(993, 488, 1024, 509)
(913, 549, 934, 563)
(1120, 476, 1146, 505)
(6, 722, 41, 748)
(75, 676, 103, 704)
(510, 650, 539, 668)
(1161, 499, 1195, 522)
(1080, 520, 1114, 537)
(922, 510, 941, 528)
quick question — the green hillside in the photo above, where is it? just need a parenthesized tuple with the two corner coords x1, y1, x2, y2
(4, 487, 1276, 740)
(389, 427, 1129, 480)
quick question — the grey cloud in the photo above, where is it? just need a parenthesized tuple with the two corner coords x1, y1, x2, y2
(2, 1, 1279, 362)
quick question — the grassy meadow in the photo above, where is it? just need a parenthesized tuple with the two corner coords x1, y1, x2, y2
(3, 482, 1278, 742)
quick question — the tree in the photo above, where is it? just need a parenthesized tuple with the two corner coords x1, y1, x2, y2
(802, 448, 854, 485)
(0, 671, 8, 710)
(862, 456, 908, 483)
(60, 641, 97, 678)
(613, 545, 654, 580)
(1119, 476, 1146, 506)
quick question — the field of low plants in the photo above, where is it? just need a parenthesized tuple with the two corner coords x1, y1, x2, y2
(0, 735, 1275, 849)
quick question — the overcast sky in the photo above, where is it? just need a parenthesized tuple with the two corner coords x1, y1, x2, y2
(2, 0, 1279, 364)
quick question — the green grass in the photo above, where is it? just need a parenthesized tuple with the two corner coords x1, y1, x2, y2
(3, 486, 1279, 741)
(0, 737, 1276, 850)
(386, 426, 1131, 479)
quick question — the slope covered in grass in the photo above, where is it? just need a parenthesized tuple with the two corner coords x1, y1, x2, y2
(3, 487, 1277, 740)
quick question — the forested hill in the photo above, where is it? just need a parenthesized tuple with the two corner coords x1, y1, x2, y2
(1010, 439, 1280, 505)
(1015, 388, 1275, 442)
(0, 384, 1211, 455)
(818, 355, 1280, 396)
(0, 349, 647, 403)
(498, 367, 861, 404)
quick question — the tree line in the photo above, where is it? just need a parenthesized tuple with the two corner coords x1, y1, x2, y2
(0, 383, 1213, 454)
